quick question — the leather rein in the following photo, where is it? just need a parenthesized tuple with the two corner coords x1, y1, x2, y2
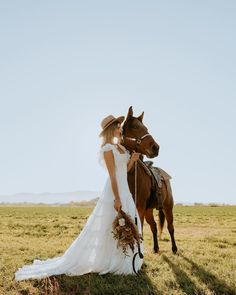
(123, 132, 155, 273)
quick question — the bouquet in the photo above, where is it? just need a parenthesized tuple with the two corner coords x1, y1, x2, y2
(111, 209, 143, 256)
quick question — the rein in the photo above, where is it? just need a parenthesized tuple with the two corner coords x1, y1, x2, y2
(132, 160, 144, 274)
(122, 129, 150, 272)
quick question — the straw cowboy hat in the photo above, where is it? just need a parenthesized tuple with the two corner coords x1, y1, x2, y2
(99, 115, 125, 137)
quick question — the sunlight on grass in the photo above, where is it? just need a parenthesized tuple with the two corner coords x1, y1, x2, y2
(0, 206, 235, 294)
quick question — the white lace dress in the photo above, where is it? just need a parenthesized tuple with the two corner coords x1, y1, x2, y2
(15, 143, 144, 281)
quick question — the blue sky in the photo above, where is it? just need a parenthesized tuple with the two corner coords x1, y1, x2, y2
(0, 1, 235, 204)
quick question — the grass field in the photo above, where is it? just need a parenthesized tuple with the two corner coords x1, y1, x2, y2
(0, 205, 235, 295)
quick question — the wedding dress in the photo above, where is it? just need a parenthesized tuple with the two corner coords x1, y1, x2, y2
(15, 143, 144, 281)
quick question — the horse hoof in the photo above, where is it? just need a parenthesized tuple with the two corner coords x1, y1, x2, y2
(153, 248, 159, 254)
(172, 247, 178, 254)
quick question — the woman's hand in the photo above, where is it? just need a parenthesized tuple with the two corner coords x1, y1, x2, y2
(127, 151, 141, 172)
(114, 199, 122, 212)
(130, 151, 141, 162)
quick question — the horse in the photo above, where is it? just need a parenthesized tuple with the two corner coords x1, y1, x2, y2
(121, 106, 178, 254)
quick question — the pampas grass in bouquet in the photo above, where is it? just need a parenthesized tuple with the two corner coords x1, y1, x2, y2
(111, 209, 143, 256)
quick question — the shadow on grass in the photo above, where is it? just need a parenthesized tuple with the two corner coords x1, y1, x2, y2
(180, 254, 236, 295)
(18, 266, 161, 295)
(162, 255, 202, 295)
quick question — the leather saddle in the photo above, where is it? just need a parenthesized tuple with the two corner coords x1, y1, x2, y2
(144, 161, 172, 187)
(142, 160, 172, 210)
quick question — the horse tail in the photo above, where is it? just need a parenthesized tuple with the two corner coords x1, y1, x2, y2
(158, 178, 173, 238)
(158, 209, 165, 238)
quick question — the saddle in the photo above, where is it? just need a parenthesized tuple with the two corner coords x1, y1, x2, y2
(138, 159, 172, 210)
(144, 161, 172, 187)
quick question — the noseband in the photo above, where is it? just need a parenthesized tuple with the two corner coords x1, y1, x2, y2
(123, 133, 152, 150)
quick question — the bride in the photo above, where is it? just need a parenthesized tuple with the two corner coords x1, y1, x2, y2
(15, 114, 144, 281)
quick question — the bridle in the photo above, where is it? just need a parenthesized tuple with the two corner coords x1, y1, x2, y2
(122, 133, 152, 151)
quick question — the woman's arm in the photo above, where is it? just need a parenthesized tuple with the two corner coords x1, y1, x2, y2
(103, 150, 121, 211)
(127, 158, 135, 172)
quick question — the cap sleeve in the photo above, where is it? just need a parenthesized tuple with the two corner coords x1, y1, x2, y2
(98, 143, 116, 168)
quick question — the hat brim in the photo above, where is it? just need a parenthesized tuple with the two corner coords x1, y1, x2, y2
(99, 115, 125, 137)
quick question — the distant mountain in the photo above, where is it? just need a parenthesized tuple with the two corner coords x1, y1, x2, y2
(0, 191, 101, 204)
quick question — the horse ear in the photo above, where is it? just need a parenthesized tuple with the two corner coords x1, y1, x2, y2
(138, 111, 144, 122)
(126, 106, 133, 119)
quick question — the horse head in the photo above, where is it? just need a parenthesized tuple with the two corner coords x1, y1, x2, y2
(121, 106, 159, 158)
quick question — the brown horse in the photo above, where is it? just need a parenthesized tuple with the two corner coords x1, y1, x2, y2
(121, 106, 177, 254)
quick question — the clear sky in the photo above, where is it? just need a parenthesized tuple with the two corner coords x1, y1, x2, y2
(0, 1, 235, 204)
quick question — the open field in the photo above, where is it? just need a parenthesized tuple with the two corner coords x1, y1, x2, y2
(0, 205, 235, 295)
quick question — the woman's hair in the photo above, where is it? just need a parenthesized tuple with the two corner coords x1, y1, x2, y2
(99, 121, 120, 147)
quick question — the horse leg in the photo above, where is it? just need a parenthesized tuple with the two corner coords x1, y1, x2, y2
(145, 208, 159, 253)
(163, 208, 177, 254)
(137, 206, 145, 237)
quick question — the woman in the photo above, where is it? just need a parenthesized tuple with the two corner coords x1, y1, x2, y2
(15, 114, 144, 281)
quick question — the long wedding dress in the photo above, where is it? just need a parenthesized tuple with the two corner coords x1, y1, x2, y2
(15, 143, 144, 281)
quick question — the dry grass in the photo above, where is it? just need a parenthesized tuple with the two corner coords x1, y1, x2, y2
(0, 205, 235, 295)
